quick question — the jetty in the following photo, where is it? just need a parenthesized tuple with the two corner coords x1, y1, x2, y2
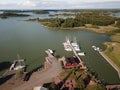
(9, 60, 17, 71)
(9, 54, 25, 71)
(1, 55, 25, 79)
(99, 51, 120, 79)
(69, 41, 87, 70)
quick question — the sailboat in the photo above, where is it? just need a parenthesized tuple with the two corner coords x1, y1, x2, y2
(63, 37, 80, 51)
(71, 37, 80, 51)
(9, 54, 26, 71)
(63, 37, 72, 51)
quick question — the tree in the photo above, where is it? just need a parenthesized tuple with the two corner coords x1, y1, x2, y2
(62, 18, 74, 27)
(77, 78, 86, 89)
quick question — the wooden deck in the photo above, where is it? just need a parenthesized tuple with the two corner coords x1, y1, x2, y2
(69, 42, 87, 70)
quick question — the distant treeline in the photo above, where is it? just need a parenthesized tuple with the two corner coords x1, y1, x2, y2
(60, 9, 120, 13)
(0, 12, 30, 19)
(38, 13, 120, 28)
(0, 10, 57, 13)
(0, 9, 120, 13)
(32, 10, 49, 14)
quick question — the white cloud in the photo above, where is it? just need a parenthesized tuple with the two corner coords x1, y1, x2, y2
(20, 0, 36, 7)
(0, 2, 9, 5)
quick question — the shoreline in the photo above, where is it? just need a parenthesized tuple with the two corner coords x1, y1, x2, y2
(25, 19, 118, 34)
(39, 22, 118, 34)
(99, 51, 120, 79)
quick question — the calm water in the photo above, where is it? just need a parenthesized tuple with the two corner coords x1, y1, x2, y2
(0, 12, 120, 84)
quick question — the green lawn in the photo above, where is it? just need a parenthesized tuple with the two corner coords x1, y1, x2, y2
(104, 42, 120, 68)
(85, 84, 105, 90)
(111, 33, 120, 43)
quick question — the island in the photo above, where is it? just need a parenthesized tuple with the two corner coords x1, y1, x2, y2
(32, 10, 49, 14)
(0, 12, 30, 19)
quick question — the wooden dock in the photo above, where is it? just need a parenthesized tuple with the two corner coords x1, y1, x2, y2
(69, 42, 87, 70)
(69, 42, 82, 62)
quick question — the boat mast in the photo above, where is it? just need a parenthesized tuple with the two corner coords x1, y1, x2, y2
(73, 37, 77, 43)
(17, 54, 20, 60)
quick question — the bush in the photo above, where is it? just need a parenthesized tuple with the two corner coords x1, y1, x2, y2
(15, 69, 24, 78)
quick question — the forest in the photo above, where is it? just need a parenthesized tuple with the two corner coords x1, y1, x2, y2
(38, 12, 120, 28)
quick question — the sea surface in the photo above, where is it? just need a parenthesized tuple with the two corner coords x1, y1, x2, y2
(0, 11, 120, 84)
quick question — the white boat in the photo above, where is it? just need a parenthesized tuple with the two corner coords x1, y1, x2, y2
(63, 37, 80, 51)
(48, 49, 54, 54)
(63, 37, 72, 51)
(92, 45, 97, 50)
(92, 45, 101, 51)
(71, 37, 80, 51)
(96, 47, 100, 51)
(92, 45, 96, 48)
(14, 65, 25, 70)
(78, 52, 85, 56)
(73, 45, 80, 51)
(11, 54, 26, 71)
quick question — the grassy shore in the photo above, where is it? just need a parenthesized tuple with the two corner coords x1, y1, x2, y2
(110, 33, 120, 43)
(60, 25, 118, 34)
(87, 27, 120, 69)
(104, 38, 120, 68)
(26, 18, 118, 34)
(40, 22, 118, 34)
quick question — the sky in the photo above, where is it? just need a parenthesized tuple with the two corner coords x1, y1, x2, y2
(0, 0, 120, 9)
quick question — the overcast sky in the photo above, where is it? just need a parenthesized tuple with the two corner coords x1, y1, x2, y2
(0, 0, 120, 9)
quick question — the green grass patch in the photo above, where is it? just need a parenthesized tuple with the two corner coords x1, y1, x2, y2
(85, 84, 105, 90)
(104, 42, 120, 68)
(111, 33, 120, 43)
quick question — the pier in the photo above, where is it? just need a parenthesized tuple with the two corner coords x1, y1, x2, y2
(9, 60, 17, 71)
(67, 40, 81, 62)
(99, 51, 120, 79)
(69, 42, 87, 70)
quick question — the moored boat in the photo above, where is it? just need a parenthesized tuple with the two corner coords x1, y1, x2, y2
(63, 37, 80, 51)
(78, 52, 85, 56)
